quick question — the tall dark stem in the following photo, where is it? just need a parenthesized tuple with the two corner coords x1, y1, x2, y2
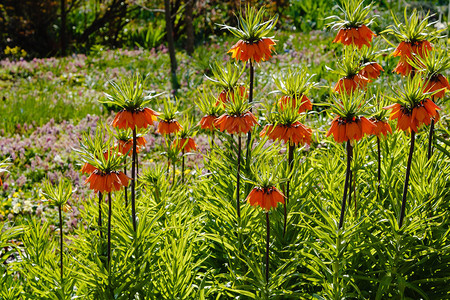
(172, 162, 176, 185)
(348, 170, 353, 206)
(339, 141, 353, 229)
(236, 135, 242, 222)
(265, 211, 270, 284)
(284, 143, 295, 237)
(182, 149, 185, 183)
(58, 205, 64, 284)
(427, 119, 435, 161)
(399, 131, 415, 228)
(98, 192, 103, 238)
(377, 136, 381, 197)
(124, 160, 128, 207)
(131, 127, 137, 232)
(246, 61, 254, 161)
(107, 192, 112, 268)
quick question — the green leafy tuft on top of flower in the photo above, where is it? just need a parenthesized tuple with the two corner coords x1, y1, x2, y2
(273, 69, 316, 99)
(327, 0, 374, 29)
(205, 61, 245, 91)
(385, 75, 434, 108)
(220, 5, 277, 43)
(101, 73, 162, 111)
(328, 90, 372, 120)
(195, 88, 224, 117)
(42, 179, 72, 207)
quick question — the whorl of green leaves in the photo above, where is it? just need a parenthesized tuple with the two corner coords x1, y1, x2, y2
(114, 128, 147, 142)
(177, 116, 198, 139)
(273, 69, 316, 99)
(195, 88, 224, 117)
(159, 97, 180, 122)
(0, 157, 10, 174)
(246, 147, 285, 189)
(220, 5, 277, 43)
(331, 48, 364, 78)
(101, 73, 162, 111)
(367, 89, 390, 121)
(328, 90, 372, 119)
(42, 178, 72, 207)
(383, 9, 438, 43)
(223, 86, 253, 116)
(327, 0, 374, 29)
(205, 61, 245, 91)
(386, 75, 434, 109)
(76, 125, 127, 173)
(408, 47, 450, 79)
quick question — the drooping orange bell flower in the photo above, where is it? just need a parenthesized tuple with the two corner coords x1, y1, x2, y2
(112, 108, 159, 130)
(198, 115, 217, 131)
(85, 170, 130, 193)
(424, 74, 450, 99)
(278, 95, 312, 113)
(392, 41, 432, 76)
(246, 186, 285, 211)
(228, 38, 276, 63)
(214, 112, 258, 135)
(118, 137, 147, 157)
(333, 25, 376, 49)
(260, 122, 312, 146)
(172, 137, 197, 152)
(334, 74, 369, 94)
(326, 116, 375, 143)
(384, 100, 440, 132)
(369, 119, 392, 137)
(157, 120, 182, 135)
(359, 62, 384, 80)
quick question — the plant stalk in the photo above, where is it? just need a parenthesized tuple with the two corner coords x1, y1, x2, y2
(399, 131, 415, 228)
(124, 163, 128, 207)
(107, 192, 112, 268)
(377, 136, 381, 197)
(284, 143, 295, 237)
(265, 211, 270, 284)
(427, 119, 435, 161)
(236, 135, 242, 222)
(246, 60, 254, 162)
(98, 192, 103, 238)
(131, 127, 137, 232)
(58, 204, 64, 284)
(339, 141, 353, 229)
(182, 149, 185, 183)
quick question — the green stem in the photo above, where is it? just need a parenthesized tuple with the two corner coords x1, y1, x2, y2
(398, 131, 415, 228)
(283, 143, 295, 237)
(124, 163, 128, 207)
(339, 141, 353, 229)
(107, 192, 112, 269)
(172, 161, 176, 186)
(246, 60, 254, 162)
(131, 127, 137, 232)
(58, 204, 64, 285)
(377, 136, 381, 197)
(265, 211, 270, 284)
(237, 135, 242, 222)
(98, 192, 103, 238)
(182, 149, 185, 183)
(427, 119, 435, 161)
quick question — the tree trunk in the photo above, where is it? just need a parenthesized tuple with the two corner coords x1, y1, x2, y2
(60, 0, 67, 56)
(164, 0, 179, 94)
(185, 0, 195, 55)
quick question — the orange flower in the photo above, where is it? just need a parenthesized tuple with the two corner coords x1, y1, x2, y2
(369, 119, 392, 137)
(118, 137, 147, 157)
(157, 120, 182, 135)
(334, 74, 368, 94)
(326, 116, 375, 143)
(214, 112, 258, 135)
(260, 122, 312, 146)
(81, 163, 97, 174)
(359, 62, 384, 80)
(85, 170, 130, 193)
(278, 95, 312, 113)
(393, 40, 432, 59)
(384, 100, 440, 132)
(217, 86, 247, 105)
(198, 115, 217, 131)
(112, 108, 159, 130)
(172, 137, 197, 152)
(246, 186, 285, 211)
(333, 25, 376, 49)
(392, 41, 432, 76)
(81, 151, 109, 174)
(424, 74, 450, 99)
(228, 38, 276, 63)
